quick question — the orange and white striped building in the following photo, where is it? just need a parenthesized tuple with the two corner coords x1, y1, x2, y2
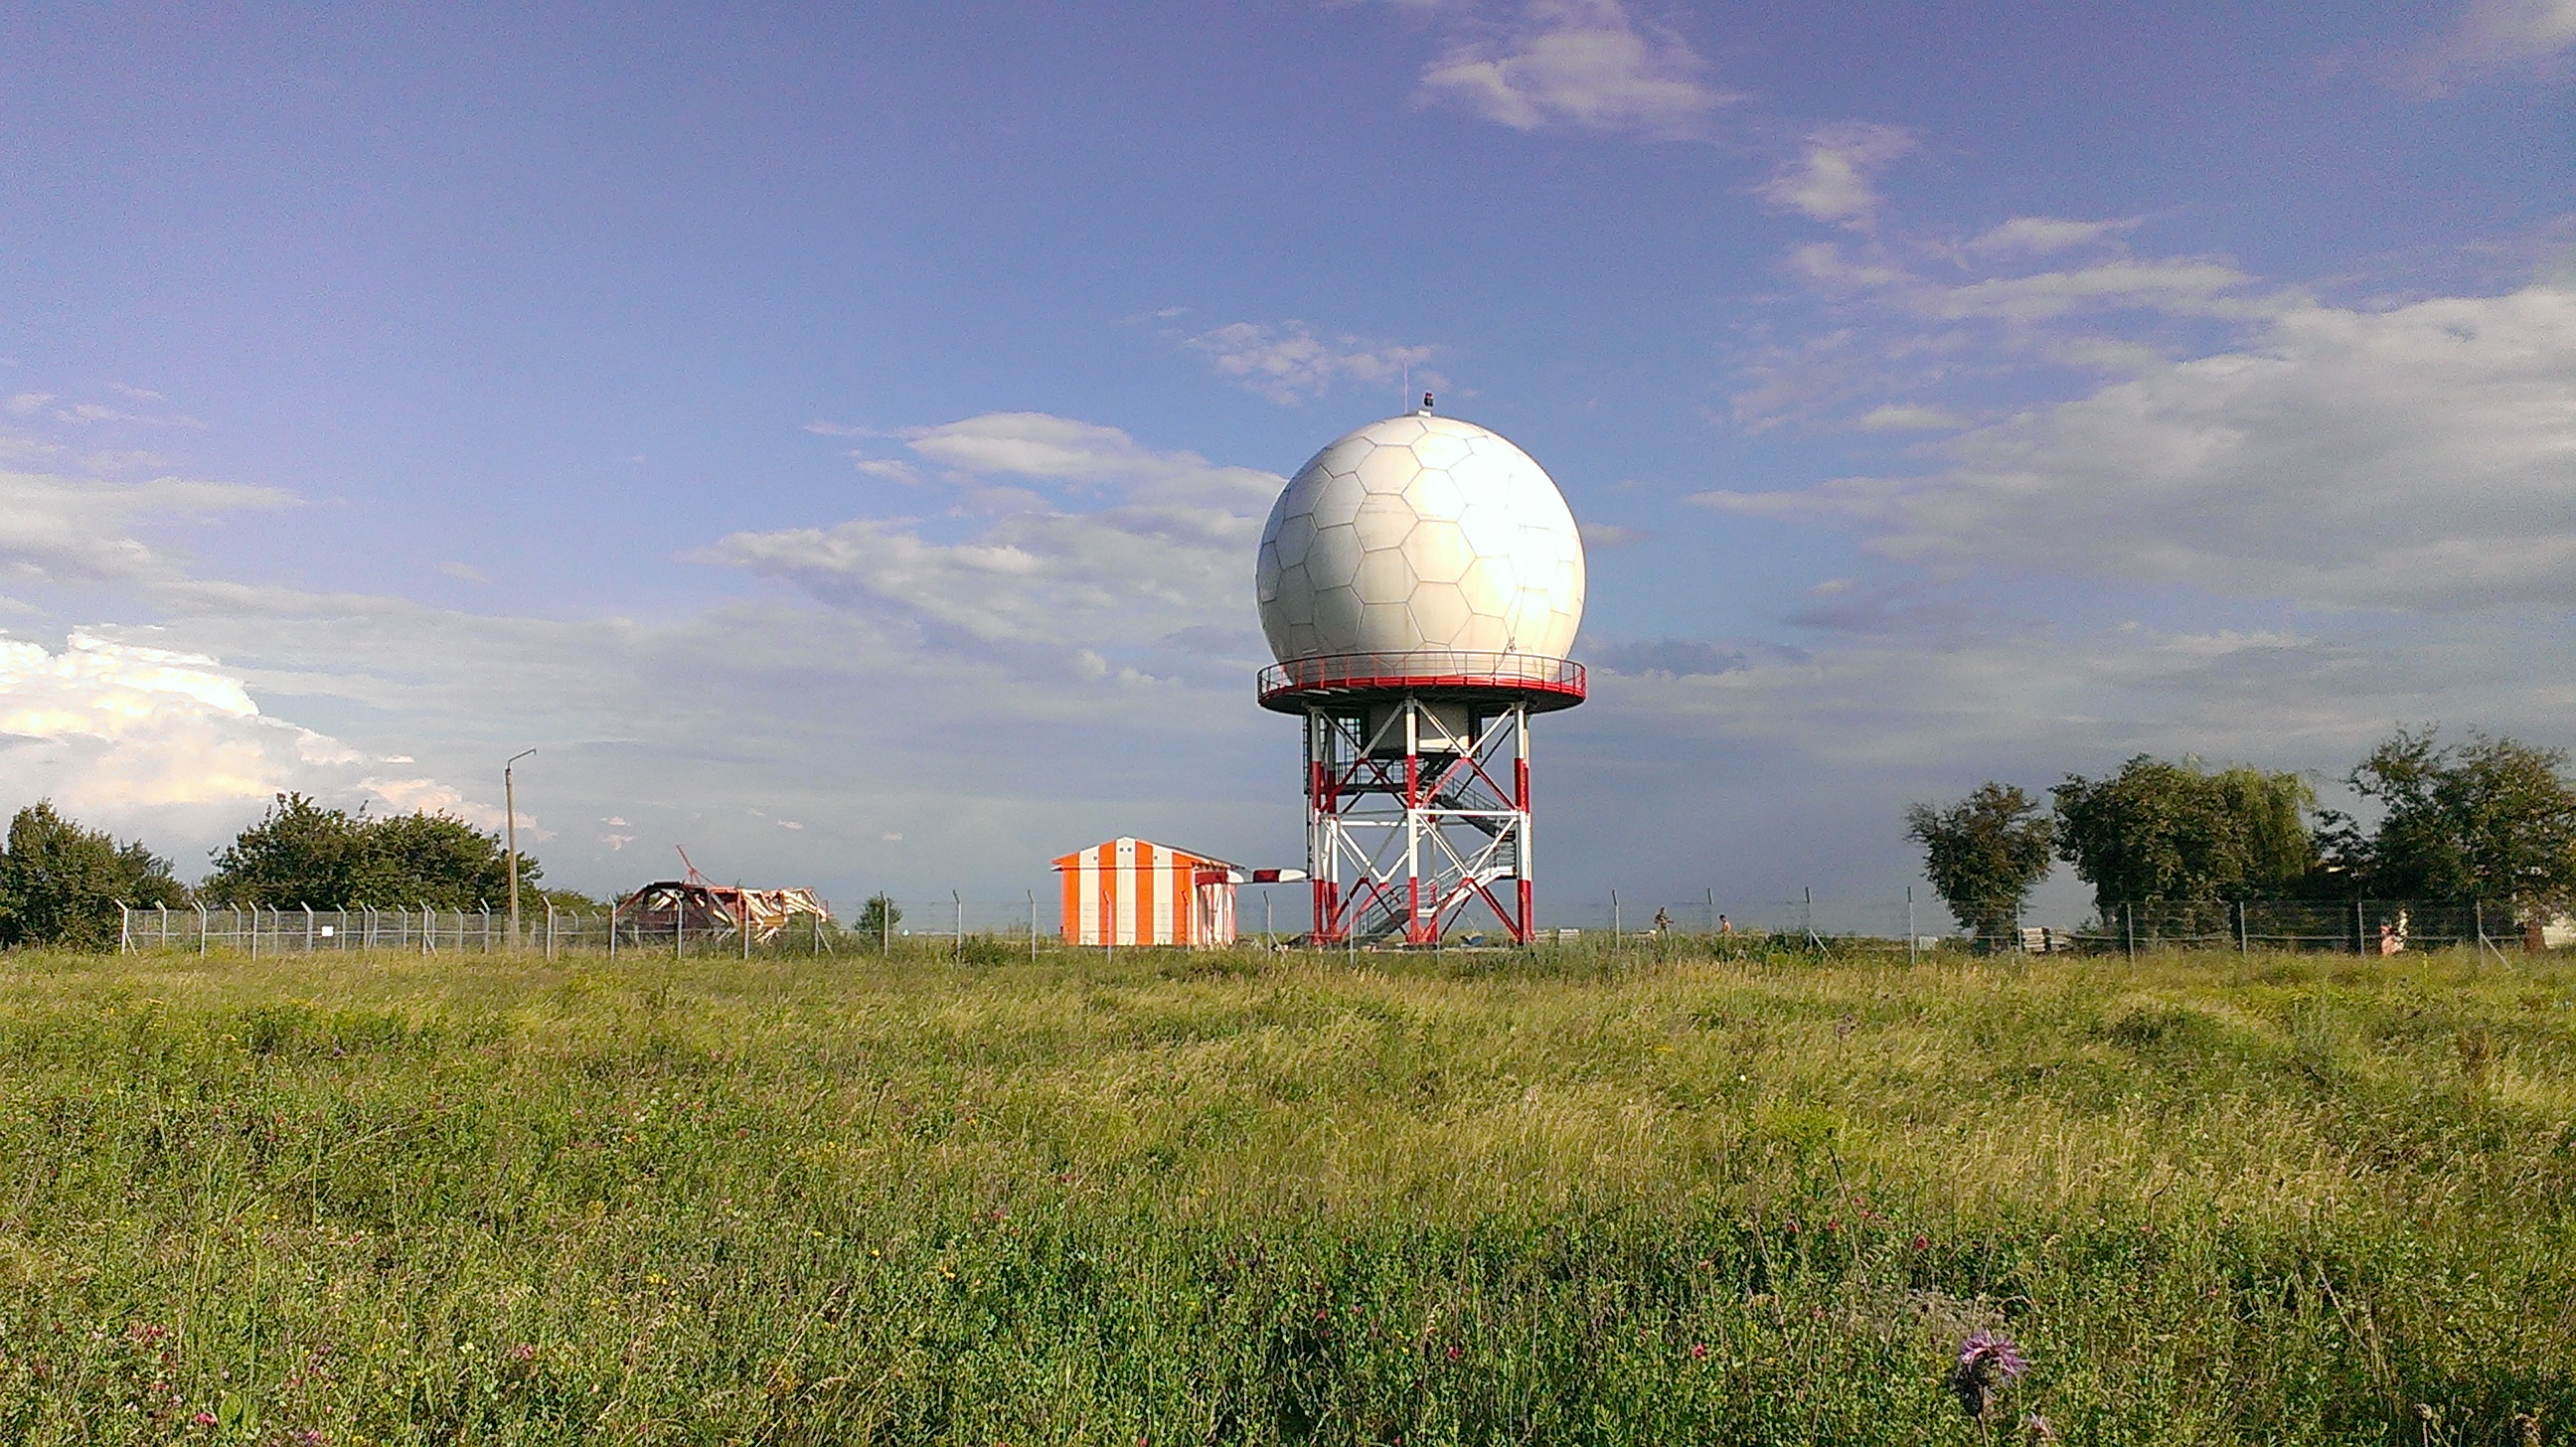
(1052, 838, 1241, 947)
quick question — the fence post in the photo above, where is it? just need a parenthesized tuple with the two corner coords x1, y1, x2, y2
(303, 903, 315, 953)
(1906, 886, 1915, 966)
(547, 902, 558, 962)
(2354, 898, 2365, 957)
(954, 891, 963, 962)
(1029, 890, 1038, 962)
(2124, 903, 2135, 964)
(2237, 900, 2248, 954)
(118, 903, 130, 954)
(1610, 889, 1620, 949)
(609, 897, 620, 961)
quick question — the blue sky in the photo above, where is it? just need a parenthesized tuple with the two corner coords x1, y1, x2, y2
(1, 1, 2569, 928)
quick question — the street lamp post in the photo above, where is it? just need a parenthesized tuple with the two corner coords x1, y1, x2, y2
(505, 748, 536, 949)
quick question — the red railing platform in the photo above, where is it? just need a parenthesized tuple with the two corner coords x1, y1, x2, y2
(1256, 651, 1586, 714)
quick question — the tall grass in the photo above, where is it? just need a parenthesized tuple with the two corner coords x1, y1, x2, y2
(0, 939, 2570, 1444)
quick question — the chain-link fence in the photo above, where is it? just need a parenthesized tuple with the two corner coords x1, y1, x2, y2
(116, 894, 2565, 957)
(1558, 893, 2558, 956)
(118, 905, 619, 956)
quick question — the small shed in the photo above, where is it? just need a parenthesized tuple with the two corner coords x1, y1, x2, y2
(1053, 838, 1240, 947)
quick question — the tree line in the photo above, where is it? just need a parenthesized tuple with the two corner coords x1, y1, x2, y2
(1907, 727, 2576, 940)
(0, 793, 584, 951)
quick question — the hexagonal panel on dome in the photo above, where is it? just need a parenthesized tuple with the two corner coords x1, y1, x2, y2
(1405, 518, 1473, 583)
(1457, 555, 1520, 617)
(1354, 444, 1422, 494)
(1454, 610, 1512, 653)
(1310, 467, 1366, 524)
(1408, 581, 1474, 645)
(1272, 511, 1316, 568)
(1303, 435, 1375, 479)
(1353, 546, 1417, 602)
(1370, 415, 1429, 446)
(1456, 497, 1520, 556)
(1312, 583, 1366, 640)
(1306, 522, 1364, 586)
(1421, 427, 1481, 468)
(1256, 543, 1281, 602)
(1357, 599, 1414, 651)
(1402, 468, 1464, 522)
(1273, 563, 1316, 625)
(1353, 490, 1418, 549)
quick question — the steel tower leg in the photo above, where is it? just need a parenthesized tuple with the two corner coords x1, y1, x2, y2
(1514, 703, 1533, 945)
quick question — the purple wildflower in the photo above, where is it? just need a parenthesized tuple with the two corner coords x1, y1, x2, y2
(1950, 1331, 2028, 1418)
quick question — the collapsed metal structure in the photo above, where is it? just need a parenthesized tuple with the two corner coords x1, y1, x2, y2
(1259, 651, 1584, 946)
(616, 879, 829, 943)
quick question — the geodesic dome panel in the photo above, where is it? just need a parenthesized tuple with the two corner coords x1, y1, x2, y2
(1255, 413, 1586, 664)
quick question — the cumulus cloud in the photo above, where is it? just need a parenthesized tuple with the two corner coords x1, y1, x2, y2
(0, 632, 498, 852)
(1181, 322, 1443, 405)
(1694, 285, 2576, 611)
(1756, 123, 1916, 229)
(1414, 0, 1742, 139)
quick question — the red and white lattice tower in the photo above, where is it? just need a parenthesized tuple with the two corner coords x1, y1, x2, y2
(1254, 402, 1586, 946)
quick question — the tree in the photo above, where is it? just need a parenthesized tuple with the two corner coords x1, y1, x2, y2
(202, 793, 541, 909)
(855, 892, 901, 940)
(0, 801, 187, 950)
(1906, 783, 2057, 943)
(363, 810, 529, 909)
(2326, 728, 2576, 914)
(2052, 757, 2315, 913)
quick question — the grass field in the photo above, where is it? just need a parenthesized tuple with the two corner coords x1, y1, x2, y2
(0, 937, 2571, 1445)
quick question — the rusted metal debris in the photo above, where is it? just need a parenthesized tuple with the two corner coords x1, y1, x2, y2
(617, 881, 829, 942)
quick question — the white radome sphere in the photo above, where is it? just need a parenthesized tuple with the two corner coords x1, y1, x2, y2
(1257, 413, 1585, 665)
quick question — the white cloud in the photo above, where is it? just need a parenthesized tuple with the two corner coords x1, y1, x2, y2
(1694, 286, 2576, 611)
(2409, 0, 2576, 86)
(0, 469, 294, 586)
(1180, 322, 1442, 405)
(706, 412, 1280, 670)
(1964, 216, 2141, 256)
(1791, 241, 2257, 323)
(1414, 0, 1742, 139)
(1853, 403, 1969, 432)
(1578, 521, 1649, 548)
(1756, 123, 1916, 229)
(853, 457, 923, 484)
(438, 561, 491, 584)
(0, 632, 500, 852)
